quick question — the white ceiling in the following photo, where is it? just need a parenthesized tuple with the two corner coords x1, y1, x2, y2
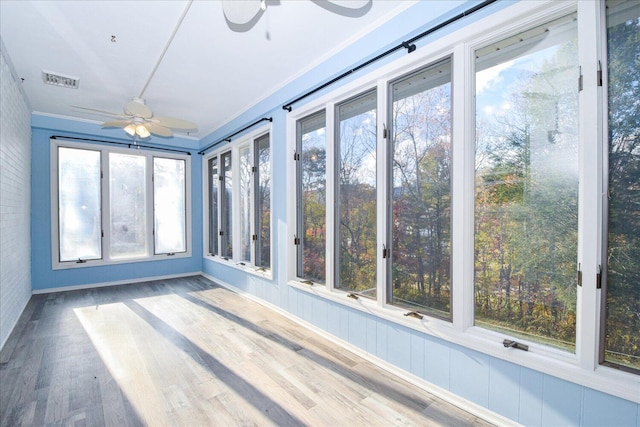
(0, 0, 413, 140)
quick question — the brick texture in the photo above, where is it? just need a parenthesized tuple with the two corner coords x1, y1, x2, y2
(0, 43, 31, 350)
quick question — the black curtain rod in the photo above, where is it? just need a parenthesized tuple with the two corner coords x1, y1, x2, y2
(198, 117, 272, 155)
(282, 0, 497, 112)
(51, 135, 192, 155)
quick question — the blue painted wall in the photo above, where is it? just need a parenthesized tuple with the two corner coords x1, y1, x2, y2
(30, 114, 202, 291)
(199, 1, 640, 426)
(26, 0, 639, 425)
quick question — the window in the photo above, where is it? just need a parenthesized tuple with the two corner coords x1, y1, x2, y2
(208, 157, 219, 255)
(153, 157, 186, 254)
(285, 1, 640, 396)
(474, 15, 579, 351)
(240, 145, 252, 262)
(255, 134, 271, 268)
(221, 151, 233, 259)
(296, 111, 327, 283)
(207, 132, 271, 269)
(336, 90, 377, 298)
(52, 141, 191, 268)
(388, 58, 452, 319)
(58, 147, 102, 262)
(603, 0, 640, 372)
(109, 153, 146, 259)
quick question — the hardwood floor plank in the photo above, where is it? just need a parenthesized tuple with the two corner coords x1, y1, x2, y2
(0, 275, 494, 427)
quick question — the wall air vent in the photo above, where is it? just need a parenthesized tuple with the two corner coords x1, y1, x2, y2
(42, 70, 79, 89)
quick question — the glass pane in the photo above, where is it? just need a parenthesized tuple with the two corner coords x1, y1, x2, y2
(336, 90, 377, 298)
(208, 157, 219, 255)
(221, 151, 233, 258)
(153, 157, 186, 254)
(58, 147, 102, 261)
(256, 134, 271, 268)
(240, 146, 252, 262)
(109, 153, 146, 259)
(298, 110, 327, 282)
(604, 0, 640, 371)
(390, 59, 452, 319)
(474, 15, 578, 351)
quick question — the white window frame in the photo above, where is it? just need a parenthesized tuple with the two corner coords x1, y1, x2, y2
(203, 125, 272, 275)
(50, 139, 192, 270)
(286, 0, 639, 403)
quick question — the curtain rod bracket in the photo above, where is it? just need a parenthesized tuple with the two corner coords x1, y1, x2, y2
(402, 41, 416, 53)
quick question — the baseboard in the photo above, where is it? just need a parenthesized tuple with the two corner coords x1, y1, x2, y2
(0, 295, 30, 355)
(199, 272, 519, 427)
(31, 271, 202, 295)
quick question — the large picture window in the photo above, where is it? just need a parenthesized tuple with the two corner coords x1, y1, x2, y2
(336, 90, 377, 298)
(474, 15, 579, 350)
(207, 132, 271, 269)
(389, 58, 452, 319)
(109, 152, 146, 259)
(296, 111, 327, 283)
(58, 147, 102, 262)
(52, 141, 191, 268)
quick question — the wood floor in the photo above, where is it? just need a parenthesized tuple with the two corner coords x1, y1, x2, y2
(0, 275, 493, 426)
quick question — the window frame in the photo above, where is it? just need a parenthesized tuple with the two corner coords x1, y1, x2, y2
(203, 125, 272, 274)
(50, 139, 192, 270)
(286, 0, 639, 403)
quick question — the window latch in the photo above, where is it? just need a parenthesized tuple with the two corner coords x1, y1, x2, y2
(577, 263, 582, 287)
(578, 66, 583, 92)
(596, 264, 602, 289)
(301, 280, 314, 286)
(382, 244, 389, 259)
(503, 339, 528, 351)
(347, 293, 359, 300)
(404, 311, 423, 320)
(167, 252, 175, 256)
(76, 258, 86, 264)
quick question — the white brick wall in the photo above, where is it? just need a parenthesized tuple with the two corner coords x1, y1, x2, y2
(0, 40, 32, 350)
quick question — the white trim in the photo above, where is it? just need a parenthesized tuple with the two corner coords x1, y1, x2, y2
(31, 271, 201, 295)
(201, 272, 518, 427)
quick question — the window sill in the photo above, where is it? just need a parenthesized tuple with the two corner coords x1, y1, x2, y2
(204, 254, 273, 280)
(287, 279, 640, 404)
(52, 251, 192, 270)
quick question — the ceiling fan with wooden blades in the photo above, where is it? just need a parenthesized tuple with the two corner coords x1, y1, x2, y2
(72, 97, 197, 139)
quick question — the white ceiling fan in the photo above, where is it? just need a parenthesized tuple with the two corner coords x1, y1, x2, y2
(72, 2, 198, 140)
(74, 98, 197, 138)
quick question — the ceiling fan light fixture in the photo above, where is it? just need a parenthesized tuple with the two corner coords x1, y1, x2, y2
(124, 124, 136, 137)
(136, 124, 151, 138)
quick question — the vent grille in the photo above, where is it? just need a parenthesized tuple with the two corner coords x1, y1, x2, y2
(42, 71, 79, 89)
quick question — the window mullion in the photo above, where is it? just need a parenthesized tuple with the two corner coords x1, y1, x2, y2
(101, 149, 109, 262)
(576, 0, 605, 371)
(452, 42, 473, 332)
(325, 102, 336, 292)
(377, 80, 389, 308)
(147, 155, 155, 256)
(251, 140, 257, 267)
(232, 147, 241, 263)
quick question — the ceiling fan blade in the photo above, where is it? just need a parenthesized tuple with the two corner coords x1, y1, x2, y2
(101, 120, 133, 128)
(145, 122, 173, 137)
(70, 105, 127, 119)
(152, 116, 198, 130)
(124, 99, 152, 119)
